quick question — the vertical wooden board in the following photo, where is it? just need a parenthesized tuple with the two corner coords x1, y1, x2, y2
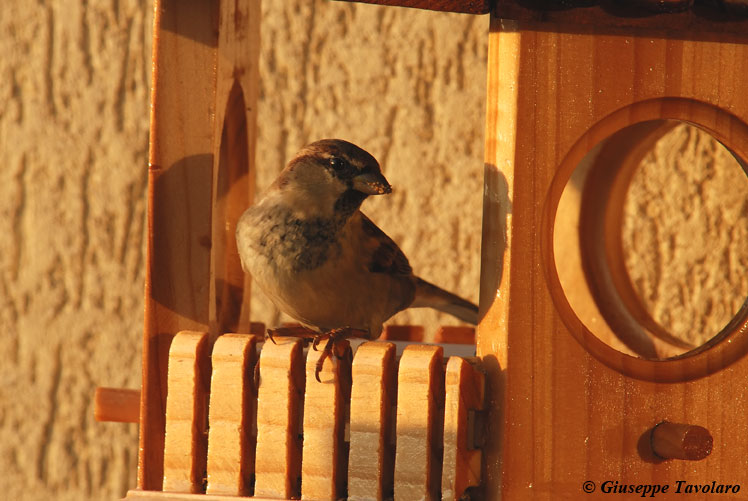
(479, 15, 748, 501)
(442, 357, 485, 501)
(209, 0, 261, 338)
(162, 331, 211, 493)
(348, 342, 397, 501)
(434, 327, 476, 345)
(394, 345, 445, 501)
(476, 21, 521, 501)
(254, 337, 304, 499)
(141, 0, 218, 490)
(205, 334, 259, 496)
(302, 341, 352, 500)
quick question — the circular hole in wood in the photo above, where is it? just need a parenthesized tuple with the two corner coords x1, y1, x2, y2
(551, 115, 748, 376)
(620, 123, 748, 353)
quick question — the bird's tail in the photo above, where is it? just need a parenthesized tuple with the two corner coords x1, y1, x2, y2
(411, 277, 479, 325)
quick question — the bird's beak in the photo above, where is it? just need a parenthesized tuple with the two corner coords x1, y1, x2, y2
(352, 171, 392, 195)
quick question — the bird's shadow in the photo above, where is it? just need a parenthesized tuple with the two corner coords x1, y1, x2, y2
(479, 163, 512, 323)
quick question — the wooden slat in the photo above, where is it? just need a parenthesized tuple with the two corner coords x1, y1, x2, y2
(394, 345, 445, 501)
(332, 0, 491, 14)
(301, 341, 353, 500)
(205, 334, 259, 496)
(125, 490, 292, 500)
(254, 337, 304, 499)
(162, 331, 211, 493)
(348, 342, 397, 501)
(441, 357, 485, 500)
(433, 326, 475, 345)
(94, 387, 140, 423)
(381, 324, 424, 342)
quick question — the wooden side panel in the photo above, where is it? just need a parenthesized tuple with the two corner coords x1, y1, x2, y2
(441, 357, 485, 501)
(141, 0, 218, 490)
(394, 345, 445, 501)
(208, 0, 261, 338)
(141, 0, 260, 491)
(348, 342, 397, 501)
(302, 341, 353, 500)
(254, 338, 305, 499)
(205, 334, 258, 496)
(162, 332, 211, 493)
(478, 16, 748, 501)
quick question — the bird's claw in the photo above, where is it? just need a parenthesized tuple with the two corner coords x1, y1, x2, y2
(314, 337, 335, 383)
(265, 329, 277, 345)
(253, 358, 261, 389)
(311, 327, 362, 382)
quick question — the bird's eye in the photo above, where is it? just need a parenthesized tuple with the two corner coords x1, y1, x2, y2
(329, 157, 346, 170)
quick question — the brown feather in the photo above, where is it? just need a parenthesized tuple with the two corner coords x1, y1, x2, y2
(360, 213, 413, 276)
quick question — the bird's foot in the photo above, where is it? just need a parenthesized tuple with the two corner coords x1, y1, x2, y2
(265, 325, 318, 345)
(312, 327, 367, 383)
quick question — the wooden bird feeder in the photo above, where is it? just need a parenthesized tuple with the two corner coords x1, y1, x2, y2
(94, 0, 748, 499)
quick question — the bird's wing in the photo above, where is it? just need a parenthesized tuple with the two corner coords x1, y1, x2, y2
(357, 212, 413, 276)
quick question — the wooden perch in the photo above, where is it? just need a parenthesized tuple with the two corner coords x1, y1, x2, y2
(348, 341, 398, 501)
(302, 340, 353, 500)
(651, 422, 713, 461)
(94, 387, 140, 423)
(394, 344, 445, 500)
(442, 357, 485, 500)
(205, 334, 259, 496)
(162, 331, 211, 494)
(253, 337, 305, 499)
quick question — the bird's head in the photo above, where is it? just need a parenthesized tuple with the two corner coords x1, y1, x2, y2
(274, 139, 392, 218)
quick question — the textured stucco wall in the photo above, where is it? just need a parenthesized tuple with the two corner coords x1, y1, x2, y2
(1, 1, 151, 499)
(1, 2, 486, 499)
(1, 1, 745, 500)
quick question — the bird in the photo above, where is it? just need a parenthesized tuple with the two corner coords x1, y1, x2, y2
(236, 139, 478, 380)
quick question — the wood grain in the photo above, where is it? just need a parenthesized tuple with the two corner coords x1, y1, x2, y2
(393, 345, 445, 501)
(331, 0, 491, 14)
(141, 0, 218, 488)
(94, 387, 140, 423)
(162, 332, 211, 494)
(125, 491, 296, 501)
(381, 324, 424, 342)
(254, 337, 305, 499)
(205, 334, 259, 496)
(141, 0, 260, 490)
(441, 357, 485, 501)
(208, 0, 261, 340)
(478, 16, 748, 501)
(348, 342, 397, 501)
(651, 422, 713, 460)
(433, 326, 476, 344)
(302, 341, 353, 500)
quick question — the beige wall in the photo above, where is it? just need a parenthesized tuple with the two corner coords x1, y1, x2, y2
(1, 2, 486, 499)
(1, 1, 745, 500)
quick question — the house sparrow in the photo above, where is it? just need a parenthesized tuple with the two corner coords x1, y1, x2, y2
(236, 139, 478, 379)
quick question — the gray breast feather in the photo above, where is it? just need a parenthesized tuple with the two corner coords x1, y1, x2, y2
(241, 206, 343, 273)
